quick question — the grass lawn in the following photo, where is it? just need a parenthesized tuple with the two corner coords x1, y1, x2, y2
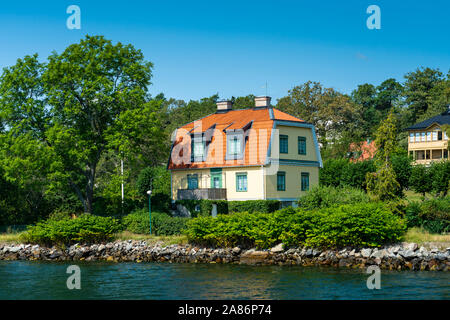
(403, 227, 450, 245)
(0, 231, 188, 246)
(0, 232, 24, 243)
(403, 190, 434, 203)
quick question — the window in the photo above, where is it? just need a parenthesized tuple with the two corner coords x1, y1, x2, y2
(187, 174, 198, 190)
(409, 133, 414, 143)
(421, 132, 426, 142)
(301, 172, 309, 191)
(277, 172, 286, 191)
(227, 134, 243, 159)
(432, 131, 437, 141)
(191, 136, 206, 162)
(280, 135, 288, 153)
(444, 149, 448, 159)
(438, 131, 442, 141)
(444, 132, 449, 140)
(236, 173, 247, 192)
(415, 132, 420, 142)
(298, 137, 306, 155)
(427, 131, 432, 142)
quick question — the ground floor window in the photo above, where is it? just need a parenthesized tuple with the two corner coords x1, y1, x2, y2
(187, 174, 198, 189)
(301, 172, 310, 191)
(277, 171, 286, 191)
(236, 173, 248, 192)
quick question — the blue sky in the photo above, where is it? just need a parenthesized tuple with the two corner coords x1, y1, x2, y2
(0, 1, 449, 102)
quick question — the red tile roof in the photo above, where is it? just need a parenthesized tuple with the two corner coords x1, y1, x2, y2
(168, 107, 304, 170)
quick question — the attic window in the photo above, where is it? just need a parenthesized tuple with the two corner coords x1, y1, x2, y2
(191, 136, 206, 162)
(226, 132, 244, 160)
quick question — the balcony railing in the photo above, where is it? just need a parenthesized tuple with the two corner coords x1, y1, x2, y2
(177, 188, 227, 200)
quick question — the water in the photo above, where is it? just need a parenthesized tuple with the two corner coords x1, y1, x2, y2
(0, 261, 449, 299)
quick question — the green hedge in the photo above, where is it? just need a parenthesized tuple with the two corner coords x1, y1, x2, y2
(175, 199, 281, 217)
(20, 214, 121, 245)
(298, 185, 371, 210)
(121, 209, 188, 235)
(185, 202, 406, 249)
(405, 197, 450, 233)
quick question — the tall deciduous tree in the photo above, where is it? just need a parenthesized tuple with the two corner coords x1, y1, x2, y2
(0, 35, 164, 213)
(277, 81, 364, 149)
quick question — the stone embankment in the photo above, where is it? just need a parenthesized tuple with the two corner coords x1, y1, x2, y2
(1, 241, 449, 271)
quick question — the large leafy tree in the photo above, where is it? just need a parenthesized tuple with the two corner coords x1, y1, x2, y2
(277, 81, 364, 151)
(403, 67, 446, 124)
(0, 35, 164, 213)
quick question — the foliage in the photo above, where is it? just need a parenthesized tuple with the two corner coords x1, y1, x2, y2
(366, 111, 402, 200)
(408, 165, 433, 196)
(185, 203, 406, 249)
(276, 81, 364, 148)
(320, 158, 376, 190)
(429, 161, 450, 197)
(298, 185, 371, 210)
(20, 214, 121, 245)
(391, 154, 413, 191)
(175, 199, 281, 217)
(0, 35, 162, 214)
(121, 209, 188, 235)
(405, 198, 450, 233)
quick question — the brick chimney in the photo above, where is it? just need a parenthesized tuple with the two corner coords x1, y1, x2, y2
(254, 96, 271, 108)
(216, 100, 233, 112)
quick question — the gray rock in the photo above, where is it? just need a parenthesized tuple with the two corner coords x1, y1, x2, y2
(405, 243, 418, 251)
(270, 243, 284, 253)
(231, 247, 241, 254)
(361, 248, 372, 258)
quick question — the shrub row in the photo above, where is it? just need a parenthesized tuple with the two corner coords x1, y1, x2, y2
(405, 197, 450, 234)
(121, 209, 188, 236)
(185, 202, 406, 249)
(298, 185, 371, 210)
(21, 214, 121, 245)
(175, 199, 281, 217)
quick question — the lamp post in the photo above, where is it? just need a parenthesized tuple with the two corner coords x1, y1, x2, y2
(147, 190, 152, 235)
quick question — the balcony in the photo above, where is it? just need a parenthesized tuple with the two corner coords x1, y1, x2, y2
(177, 188, 227, 200)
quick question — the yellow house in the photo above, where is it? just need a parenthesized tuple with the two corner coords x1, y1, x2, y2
(167, 96, 322, 207)
(406, 108, 449, 165)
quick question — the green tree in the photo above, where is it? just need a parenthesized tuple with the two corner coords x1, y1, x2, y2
(366, 111, 402, 200)
(0, 35, 163, 213)
(404, 67, 445, 124)
(409, 165, 432, 197)
(277, 81, 364, 149)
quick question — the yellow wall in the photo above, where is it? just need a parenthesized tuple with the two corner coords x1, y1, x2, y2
(272, 125, 318, 162)
(265, 164, 319, 200)
(170, 166, 264, 200)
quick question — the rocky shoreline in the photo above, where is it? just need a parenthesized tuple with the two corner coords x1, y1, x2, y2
(1, 241, 449, 271)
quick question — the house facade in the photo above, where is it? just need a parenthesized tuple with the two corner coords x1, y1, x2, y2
(167, 96, 322, 207)
(406, 107, 449, 165)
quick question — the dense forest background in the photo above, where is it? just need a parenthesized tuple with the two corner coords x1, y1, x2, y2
(0, 36, 449, 226)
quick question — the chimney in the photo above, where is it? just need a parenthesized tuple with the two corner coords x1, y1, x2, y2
(216, 100, 233, 112)
(254, 96, 271, 108)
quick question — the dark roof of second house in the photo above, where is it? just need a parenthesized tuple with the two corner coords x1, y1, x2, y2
(406, 107, 450, 130)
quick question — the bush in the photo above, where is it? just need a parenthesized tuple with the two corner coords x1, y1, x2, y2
(409, 165, 432, 196)
(185, 202, 406, 249)
(175, 199, 280, 217)
(228, 200, 281, 214)
(298, 185, 371, 210)
(121, 209, 187, 235)
(429, 161, 450, 197)
(405, 198, 450, 233)
(21, 214, 121, 245)
(320, 158, 376, 190)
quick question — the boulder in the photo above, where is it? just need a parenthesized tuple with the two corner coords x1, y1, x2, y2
(271, 243, 284, 253)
